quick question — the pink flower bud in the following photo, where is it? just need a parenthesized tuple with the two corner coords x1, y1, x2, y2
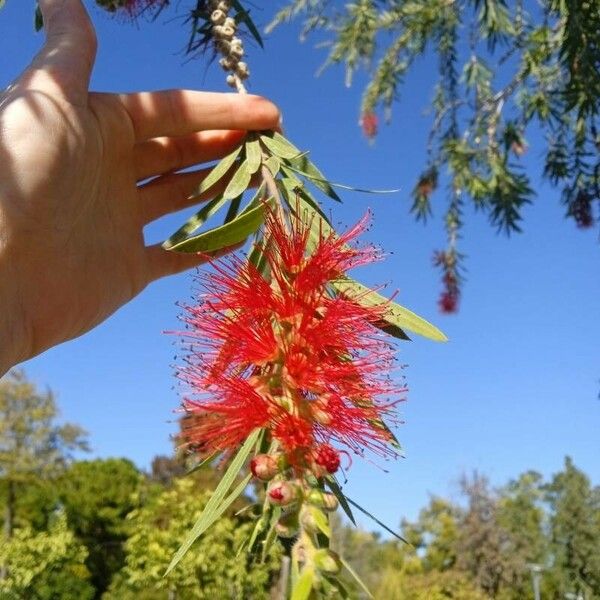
(250, 454, 279, 481)
(267, 481, 298, 506)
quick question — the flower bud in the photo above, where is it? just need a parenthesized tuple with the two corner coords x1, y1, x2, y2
(226, 74, 237, 88)
(219, 57, 235, 71)
(314, 549, 342, 574)
(217, 1, 231, 11)
(223, 17, 236, 29)
(250, 454, 279, 481)
(307, 489, 339, 512)
(235, 62, 249, 80)
(211, 10, 226, 25)
(314, 444, 341, 474)
(267, 481, 299, 506)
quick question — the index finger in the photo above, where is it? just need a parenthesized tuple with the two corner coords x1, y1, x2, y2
(119, 90, 281, 141)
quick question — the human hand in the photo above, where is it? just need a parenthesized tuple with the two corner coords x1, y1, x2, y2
(0, 0, 280, 375)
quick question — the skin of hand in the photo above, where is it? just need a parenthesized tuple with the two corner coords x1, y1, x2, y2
(0, 0, 280, 376)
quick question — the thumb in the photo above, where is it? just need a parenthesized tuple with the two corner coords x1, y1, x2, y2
(25, 0, 97, 105)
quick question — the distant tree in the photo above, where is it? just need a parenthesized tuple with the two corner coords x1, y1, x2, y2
(454, 473, 524, 597)
(545, 456, 600, 599)
(496, 471, 547, 599)
(402, 496, 460, 572)
(105, 477, 280, 600)
(0, 369, 88, 574)
(375, 568, 489, 600)
(268, 0, 600, 310)
(55, 458, 145, 597)
(0, 508, 94, 599)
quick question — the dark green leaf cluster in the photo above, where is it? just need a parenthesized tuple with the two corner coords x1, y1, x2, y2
(268, 0, 600, 308)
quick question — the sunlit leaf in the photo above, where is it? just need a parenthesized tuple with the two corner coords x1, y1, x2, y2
(260, 133, 302, 160)
(291, 568, 315, 600)
(332, 278, 448, 342)
(166, 201, 270, 253)
(165, 429, 259, 575)
(162, 194, 228, 250)
(245, 138, 262, 174)
(194, 145, 243, 196)
(223, 159, 252, 200)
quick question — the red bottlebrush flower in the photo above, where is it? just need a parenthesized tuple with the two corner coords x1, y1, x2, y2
(176, 210, 405, 469)
(433, 250, 461, 314)
(313, 444, 341, 474)
(438, 290, 459, 314)
(360, 111, 378, 140)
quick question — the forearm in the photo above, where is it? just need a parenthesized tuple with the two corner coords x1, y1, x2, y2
(0, 225, 27, 377)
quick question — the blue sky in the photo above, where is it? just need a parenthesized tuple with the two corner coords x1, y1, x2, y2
(1, 2, 598, 532)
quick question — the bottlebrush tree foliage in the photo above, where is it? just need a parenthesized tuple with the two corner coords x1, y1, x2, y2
(267, 0, 600, 311)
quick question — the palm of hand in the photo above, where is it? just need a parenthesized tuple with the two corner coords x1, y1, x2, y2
(0, 0, 279, 366)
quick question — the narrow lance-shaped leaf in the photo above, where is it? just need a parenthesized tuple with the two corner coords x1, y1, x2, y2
(231, 0, 264, 48)
(162, 194, 229, 250)
(325, 478, 356, 526)
(166, 200, 271, 253)
(345, 496, 408, 543)
(223, 159, 252, 200)
(332, 278, 448, 342)
(260, 133, 302, 160)
(165, 429, 260, 575)
(245, 138, 262, 174)
(261, 505, 282, 562)
(285, 162, 400, 194)
(341, 558, 374, 599)
(264, 155, 281, 177)
(285, 155, 342, 202)
(223, 195, 242, 224)
(194, 145, 243, 197)
(291, 568, 315, 600)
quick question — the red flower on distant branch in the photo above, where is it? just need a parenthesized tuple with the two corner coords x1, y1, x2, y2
(360, 111, 379, 140)
(176, 211, 405, 469)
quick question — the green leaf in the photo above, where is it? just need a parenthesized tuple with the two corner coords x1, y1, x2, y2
(325, 478, 356, 526)
(195, 145, 243, 196)
(165, 429, 259, 575)
(285, 162, 399, 194)
(247, 508, 270, 556)
(260, 133, 302, 160)
(285, 155, 342, 202)
(345, 496, 407, 543)
(185, 451, 218, 476)
(165, 201, 270, 253)
(332, 278, 448, 342)
(245, 138, 262, 174)
(341, 558, 374, 599)
(264, 156, 281, 177)
(231, 0, 264, 48)
(291, 568, 315, 600)
(223, 195, 242, 224)
(162, 194, 228, 250)
(223, 159, 251, 200)
(307, 505, 330, 537)
(261, 505, 282, 562)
